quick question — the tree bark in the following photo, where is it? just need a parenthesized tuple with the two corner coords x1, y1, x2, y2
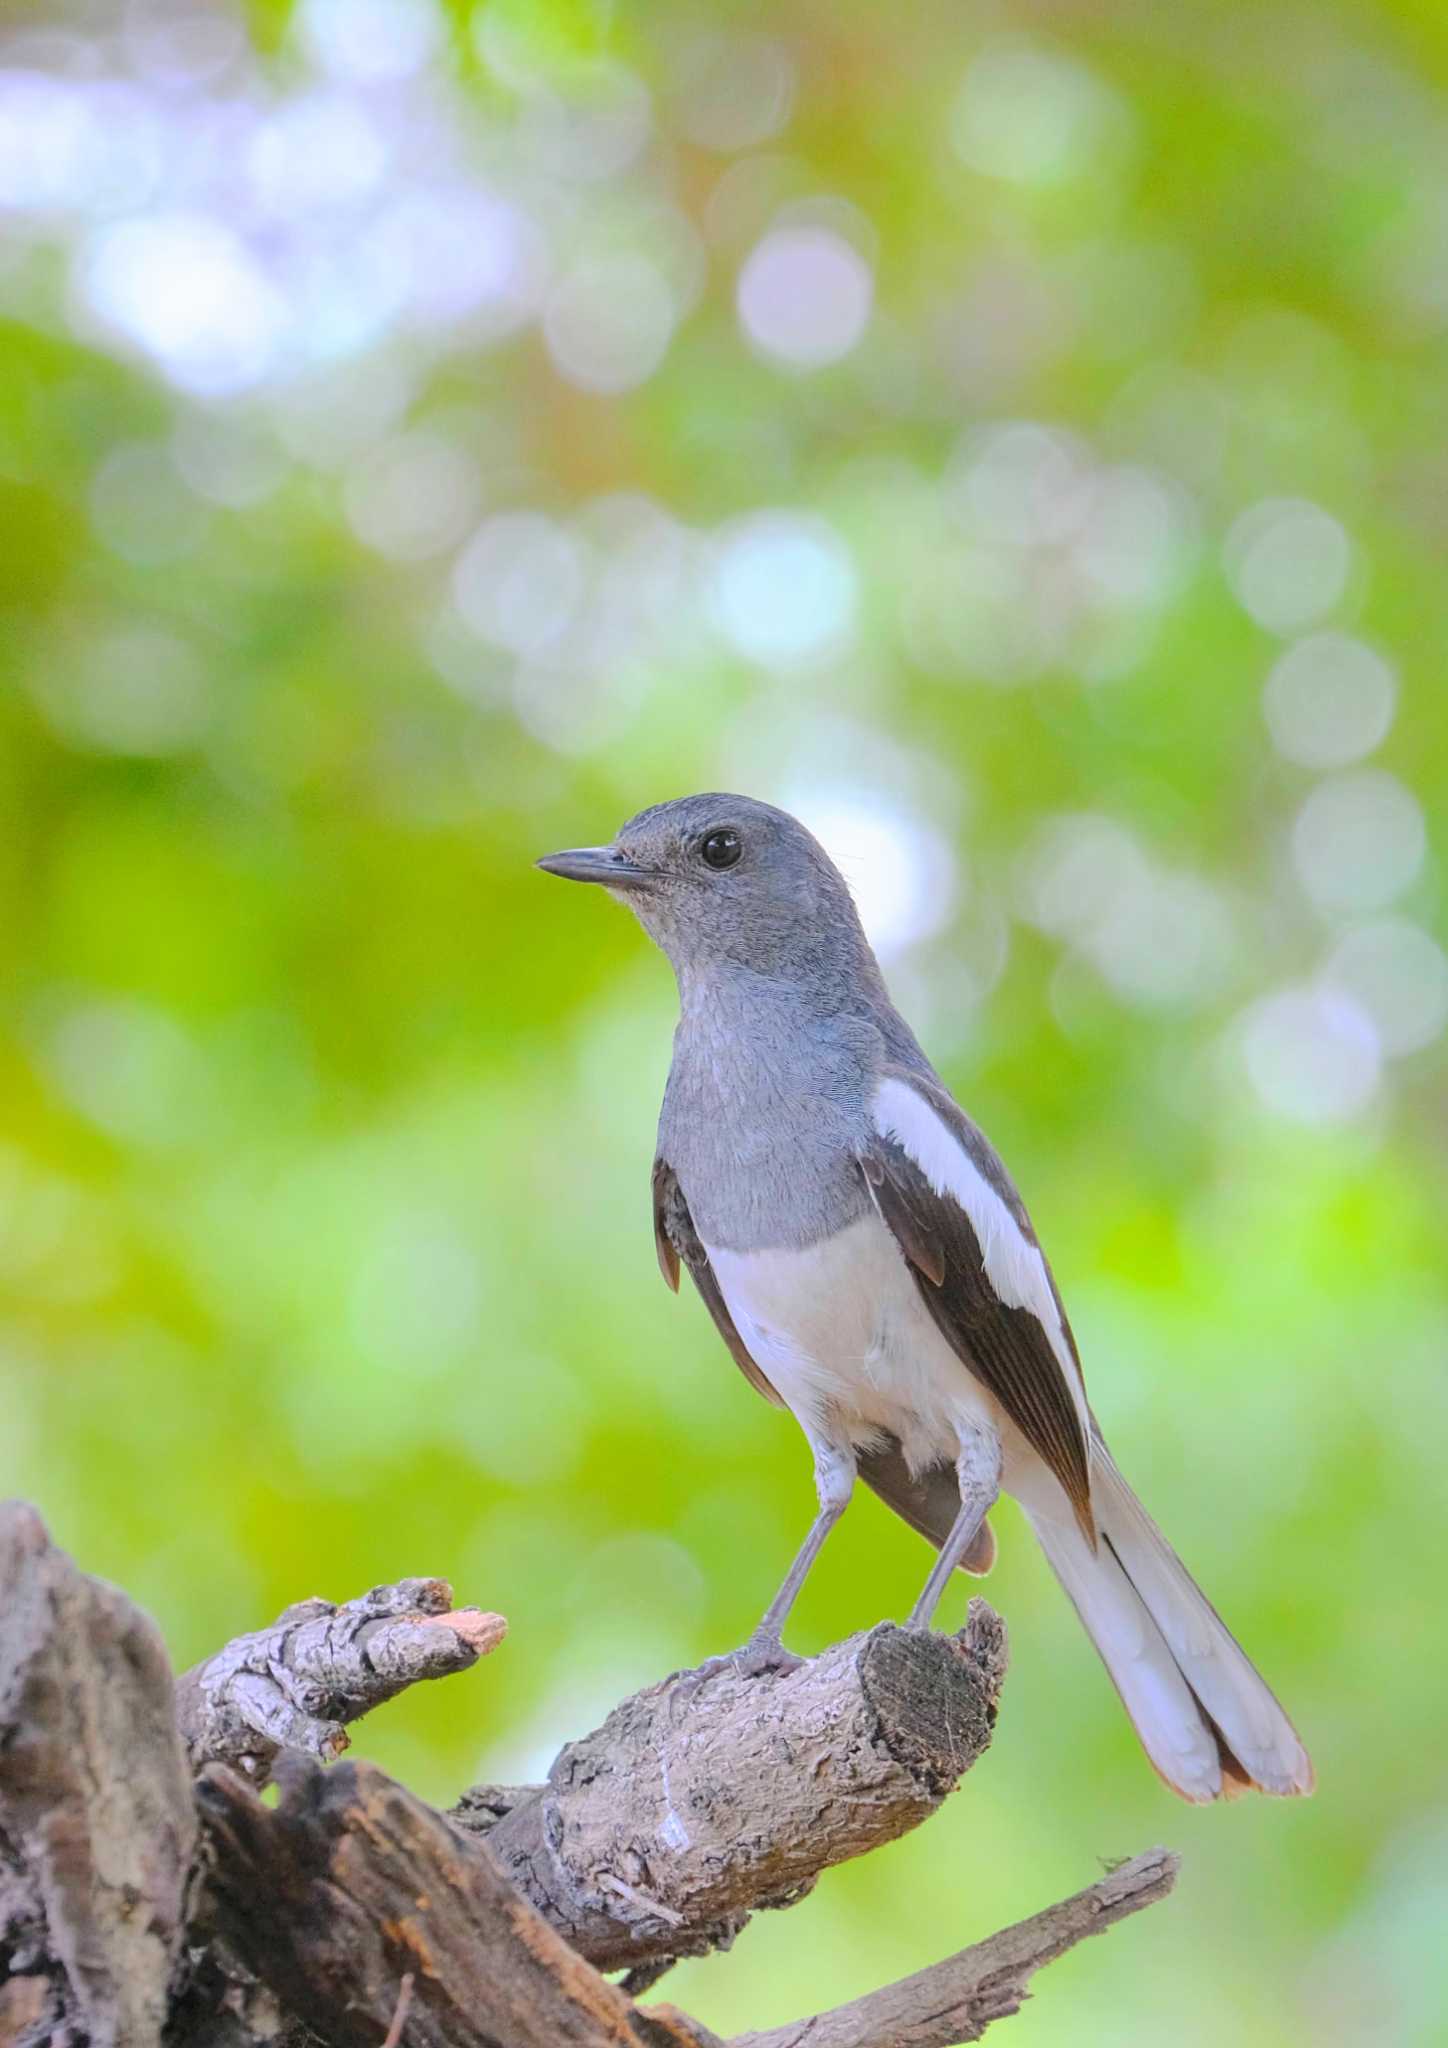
(0, 1500, 1180, 2048)
(462, 1607, 1008, 1974)
(174, 1578, 506, 1779)
(732, 1847, 1179, 2048)
(195, 1756, 723, 2048)
(0, 1502, 195, 2048)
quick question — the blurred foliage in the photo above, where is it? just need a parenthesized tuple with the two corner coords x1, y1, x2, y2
(2, 0, 1447, 2043)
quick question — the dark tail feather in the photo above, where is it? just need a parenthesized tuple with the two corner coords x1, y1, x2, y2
(858, 1435, 996, 1576)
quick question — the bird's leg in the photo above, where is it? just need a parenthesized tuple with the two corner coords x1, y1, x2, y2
(729, 1436, 856, 1676)
(672, 1435, 856, 1698)
(907, 1428, 1002, 1631)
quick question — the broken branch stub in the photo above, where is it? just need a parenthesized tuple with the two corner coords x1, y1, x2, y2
(732, 1846, 1180, 2048)
(173, 1575, 506, 1778)
(468, 1603, 1009, 1975)
(195, 1754, 723, 2048)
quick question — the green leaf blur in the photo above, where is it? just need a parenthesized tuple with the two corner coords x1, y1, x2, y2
(2, 1, 1446, 2041)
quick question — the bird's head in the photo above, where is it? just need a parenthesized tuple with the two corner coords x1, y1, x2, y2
(536, 792, 875, 987)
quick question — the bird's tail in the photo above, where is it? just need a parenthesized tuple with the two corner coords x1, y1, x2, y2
(1024, 1445, 1314, 1803)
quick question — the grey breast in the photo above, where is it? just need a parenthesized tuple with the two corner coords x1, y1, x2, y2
(658, 969, 884, 1253)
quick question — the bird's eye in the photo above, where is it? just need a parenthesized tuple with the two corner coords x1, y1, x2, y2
(700, 828, 742, 870)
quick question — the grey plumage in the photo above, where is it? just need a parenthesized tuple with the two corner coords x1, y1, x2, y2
(538, 792, 1313, 1804)
(627, 795, 924, 1250)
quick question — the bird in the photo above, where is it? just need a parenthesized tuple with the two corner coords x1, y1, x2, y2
(537, 793, 1313, 1803)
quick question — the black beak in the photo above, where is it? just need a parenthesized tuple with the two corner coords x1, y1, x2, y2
(535, 845, 654, 888)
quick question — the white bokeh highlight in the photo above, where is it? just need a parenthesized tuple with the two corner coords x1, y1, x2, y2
(124, 0, 247, 89)
(787, 789, 958, 960)
(89, 442, 206, 565)
(296, 0, 444, 83)
(0, 73, 100, 211)
(1073, 465, 1193, 609)
(42, 999, 214, 1150)
(31, 625, 211, 758)
(521, 63, 652, 183)
(80, 211, 288, 396)
(675, 33, 796, 151)
(1291, 770, 1425, 914)
(247, 92, 390, 218)
(1241, 987, 1381, 1125)
(1224, 498, 1352, 635)
(950, 41, 1132, 187)
(343, 430, 481, 562)
(1264, 632, 1396, 769)
(1323, 919, 1448, 1058)
(366, 188, 545, 336)
(948, 422, 1093, 545)
(712, 512, 857, 669)
(452, 513, 588, 657)
(171, 409, 288, 508)
(544, 256, 676, 394)
(737, 225, 873, 370)
(1020, 813, 1234, 1007)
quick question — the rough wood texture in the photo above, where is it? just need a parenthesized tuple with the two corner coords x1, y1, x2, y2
(464, 1603, 1009, 1975)
(175, 1577, 506, 1778)
(0, 1499, 1181, 2048)
(733, 1847, 1180, 2048)
(195, 1754, 724, 2048)
(0, 1500, 195, 2048)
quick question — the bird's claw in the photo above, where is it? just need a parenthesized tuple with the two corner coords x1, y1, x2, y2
(665, 1632, 804, 1721)
(727, 1632, 806, 1680)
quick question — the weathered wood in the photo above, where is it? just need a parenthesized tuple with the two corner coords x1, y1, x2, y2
(731, 1847, 1180, 2048)
(175, 1577, 506, 1779)
(194, 1755, 722, 2048)
(0, 1499, 1181, 2048)
(0, 1500, 196, 2048)
(464, 1603, 1009, 1975)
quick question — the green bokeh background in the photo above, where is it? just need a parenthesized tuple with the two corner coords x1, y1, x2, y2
(3, 1, 1447, 2041)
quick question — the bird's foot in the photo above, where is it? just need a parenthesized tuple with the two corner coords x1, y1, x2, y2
(728, 1629, 807, 1680)
(666, 1631, 804, 1718)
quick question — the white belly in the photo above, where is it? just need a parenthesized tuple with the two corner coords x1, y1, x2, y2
(706, 1211, 1015, 1478)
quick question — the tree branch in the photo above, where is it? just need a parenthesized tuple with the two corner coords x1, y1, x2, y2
(731, 1847, 1180, 2048)
(174, 1576, 506, 1777)
(194, 1753, 725, 2048)
(461, 1606, 1009, 1975)
(1, 1500, 1181, 2048)
(0, 1499, 195, 2048)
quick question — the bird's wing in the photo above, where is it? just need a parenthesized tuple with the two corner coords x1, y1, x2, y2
(855, 1436, 997, 1574)
(654, 1157, 993, 1573)
(858, 1068, 1095, 1539)
(652, 1156, 785, 1408)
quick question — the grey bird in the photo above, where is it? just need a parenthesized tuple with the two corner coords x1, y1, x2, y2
(537, 794, 1313, 1802)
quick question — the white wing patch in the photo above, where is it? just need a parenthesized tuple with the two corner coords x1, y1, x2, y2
(870, 1076, 1090, 1442)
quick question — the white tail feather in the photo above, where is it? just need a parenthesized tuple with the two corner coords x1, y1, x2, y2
(1090, 1449, 1313, 1797)
(1025, 1504, 1224, 1801)
(1025, 1449, 1314, 1803)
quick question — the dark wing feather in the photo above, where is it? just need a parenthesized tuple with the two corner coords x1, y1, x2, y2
(858, 1073, 1095, 1540)
(656, 1158, 993, 1575)
(652, 1157, 784, 1408)
(857, 1436, 996, 1574)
